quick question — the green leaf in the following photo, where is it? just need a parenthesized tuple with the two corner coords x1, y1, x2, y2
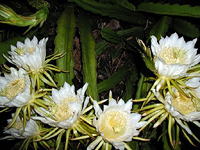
(117, 26, 144, 38)
(122, 66, 139, 102)
(69, 0, 146, 24)
(78, 11, 99, 101)
(149, 16, 172, 40)
(122, 77, 134, 102)
(137, 2, 200, 18)
(98, 60, 131, 93)
(101, 28, 121, 44)
(135, 73, 152, 100)
(173, 18, 200, 38)
(95, 40, 109, 55)
(101, 0, 135, 11)
(54, 6, 76, 86)
(127, 141, 139, 150)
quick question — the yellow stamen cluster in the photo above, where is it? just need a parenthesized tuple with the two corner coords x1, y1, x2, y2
(159, 47, 186, 64)
(51, 97, 78, 122)
(26, 47, 36, 54)
(15, 47, 36, 55)
(100, 111, 127, 140)
(172, 91, 196, 115)
(15, 48, 25, 55)
(5, 78, 25, 100)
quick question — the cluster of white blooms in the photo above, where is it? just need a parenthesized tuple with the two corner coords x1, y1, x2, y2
(0, 37, 49, 141)
(137, 32, 200, 146)
(1, 32, 200, 150)
(0, 36, 147, 150)
(151, 33, 200, 123)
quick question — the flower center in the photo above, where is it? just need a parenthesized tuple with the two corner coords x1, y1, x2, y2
(5, 78, 25, 100)
(26, 47, 35, 54)
(15, 47, 35, 55)
(15, 48, 25, 55)
(172, 91, 196, 115)
(99, 110, 127, 140)
(159, 47, 186, 64)
(51, 97, 78, 122)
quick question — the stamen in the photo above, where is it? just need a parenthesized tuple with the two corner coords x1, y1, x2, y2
(100, 111, 127, 139)
(5, 78, 25, 100)
(159, 47, 186, 64)
(15, 48, 25, 55)
(26, 47, 35, 54)
(172, 91, 196, 115)
(51, 97, 78, 121)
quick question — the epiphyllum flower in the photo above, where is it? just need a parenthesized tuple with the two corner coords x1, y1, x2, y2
(144, 78, 200, 146)
(164, 77, 200, 133)
(4, 36, 64, 88)
(151, 33, 200, 91)
(0, 114, 47, 150)
(151, 33, 200, 79)
(6, 36, 47, 72)
(1, 114, 40, 140)
(33, 82, 89, 129)
(0, 67, 31, 107)
(88, 98, 147, 150)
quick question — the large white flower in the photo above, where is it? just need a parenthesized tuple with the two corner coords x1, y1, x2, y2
(5, 36, 48, 72)
(151, 33, 200, 79)
(33, 82, 89, 129)
(165, 77, 200, 122)
(1, 114, 40, 139)
(88, 99, 147, 150)
(0, 67, 32, 107)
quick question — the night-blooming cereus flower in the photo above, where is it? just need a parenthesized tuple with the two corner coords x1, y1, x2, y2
(151, 33, 200, 91)
(33, 82, 89, 129)
(150, 77, 200, 138)
(5, 36, 48, 73)
(165, 77, 200, 123)
(1, 114, 40, 140)
(0, 67, 31, 107)
(141, 79, 200, 147)
(151, 33, 200, 79)
(88, 98, 147, 150)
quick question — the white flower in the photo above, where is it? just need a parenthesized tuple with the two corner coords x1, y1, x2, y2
(1, 114, 39, 139)
(0, 67, 32, 107)
(33, 82, 89, 129)
(151, 33, 200, 79)
(89, 99, 147, 150)
(164, 77, 200, 122)
(5, 36, 48, 72)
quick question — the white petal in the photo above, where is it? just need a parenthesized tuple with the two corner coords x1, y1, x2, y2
(93, 100, 102, 117)
(124, 99, 133, 111)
